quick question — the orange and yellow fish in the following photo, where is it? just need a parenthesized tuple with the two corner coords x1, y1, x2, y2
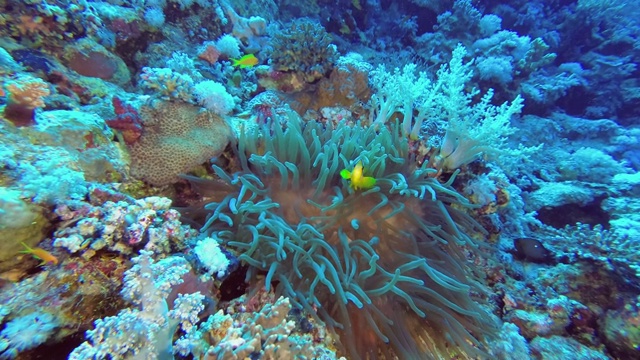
(231, 54, 259, 68)
(340, 161, 376, 190)
(20, 242, 58, 266)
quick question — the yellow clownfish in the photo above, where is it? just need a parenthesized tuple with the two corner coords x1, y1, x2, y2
(340, 161, 376, 190)
(231, 54, 259, 68)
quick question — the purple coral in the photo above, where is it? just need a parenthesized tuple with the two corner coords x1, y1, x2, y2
(105, 97, 143, 145)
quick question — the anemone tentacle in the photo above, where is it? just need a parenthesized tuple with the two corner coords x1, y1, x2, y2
(197, 110, 496, 360)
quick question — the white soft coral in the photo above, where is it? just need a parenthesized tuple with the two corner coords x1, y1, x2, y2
(0, 311, 58, 358)
(194, 236, 230, 278)
(193, 80, 235, 115)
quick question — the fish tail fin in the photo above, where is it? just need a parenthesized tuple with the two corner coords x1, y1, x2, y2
(340, 169, 352, 180)
(360, 176, 377, 189)
(20, 242, 33, 253)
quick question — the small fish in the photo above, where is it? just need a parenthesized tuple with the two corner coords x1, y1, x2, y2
(231, 54, 258, 68)
(339, 23, 351, 35)
(512, 238, 553, 264)
(340, 161, 376, 190)
(20, 242, 58, 266)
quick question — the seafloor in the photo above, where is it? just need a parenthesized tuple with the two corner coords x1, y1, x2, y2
(0, 0, 639, 359)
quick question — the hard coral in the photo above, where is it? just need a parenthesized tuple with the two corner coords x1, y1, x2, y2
(128, 100, 233, 186)
(190, 111, 496, 359)
(53, 196, 196, 256)
(280, 53, 373, 114)
(269, 18, 338, 83)
(205, 296, 335, 359)
(14, 15, 54, 37)
(245, 90, 285, 123)
(139, 67, 195, 103)
(220, 2, 267, 46)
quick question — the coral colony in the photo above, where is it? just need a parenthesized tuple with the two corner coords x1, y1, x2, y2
(1, 0, 640, 359)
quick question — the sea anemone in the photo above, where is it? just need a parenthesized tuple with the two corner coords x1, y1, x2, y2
(190, 110, 497, 359)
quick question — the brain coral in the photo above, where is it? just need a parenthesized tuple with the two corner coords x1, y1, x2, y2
(129, 100, 232, 186)
(190, 111, 497, 359)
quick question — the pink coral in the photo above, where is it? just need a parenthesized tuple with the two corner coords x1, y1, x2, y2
(197, 43, 221, 64)
(2, 75, 50, 126)
(106, 97, 143, 145)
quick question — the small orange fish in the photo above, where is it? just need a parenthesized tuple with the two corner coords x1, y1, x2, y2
(20, 242, 58, 266)
(231, 54, 259, 68)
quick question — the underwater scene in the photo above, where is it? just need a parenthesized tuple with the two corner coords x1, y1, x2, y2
(0, 0, 639, 359)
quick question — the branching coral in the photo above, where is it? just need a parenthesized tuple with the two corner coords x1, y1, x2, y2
(190, 110, 497, 359)
(268, 18, 338, 83)
(139, 67, 195, 103)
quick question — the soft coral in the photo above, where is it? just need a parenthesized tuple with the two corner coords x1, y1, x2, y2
(0, 311, 59, 357)
(2, 75, 50, 127)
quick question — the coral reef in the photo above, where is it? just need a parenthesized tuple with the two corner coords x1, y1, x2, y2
(53, 196, 196, 257)
(0, 0, 639, 358)
(70, 251, 205, 359)
(203, 296, 337, 359)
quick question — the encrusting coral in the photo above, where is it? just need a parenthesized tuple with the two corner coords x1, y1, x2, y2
(186, 110, 497, 359)
(123, 100, 233, 186)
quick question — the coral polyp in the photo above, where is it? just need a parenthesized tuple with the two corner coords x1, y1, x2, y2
(193, 110, 496, 359)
